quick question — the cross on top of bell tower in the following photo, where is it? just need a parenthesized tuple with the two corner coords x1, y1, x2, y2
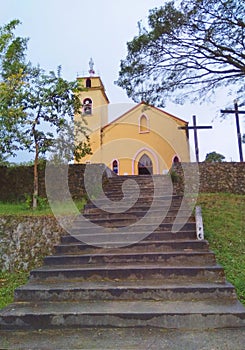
(89, 58, 95, 76)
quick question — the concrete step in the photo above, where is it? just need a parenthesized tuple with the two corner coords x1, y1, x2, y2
(95, 181, 173, 188)
(83, 201, 185, 214)
(101, 191, 173, 198)
(1, 327, 245, 350)
(65, 231, 197, 247)
(29, 264, 225, 283)
(54, 239, 210, 254)
(85, 193, 184, 203)
(72, 218, 195, 229)
(67, 225, 197, 247)
(103, 182, 171, 188)
(83, 207, 184, 217)
(85, 195, 183, 206)
(1, 300, 244, 330)
(70, 222, 196, 234)
(60, 230, 197, 244)
(79, 215, 195, 227)
(83, 208, 192, 218)
(105, 174, 167, 182)
(43, 251, 216, 266)
(105, 176, 171, 186)
(14, 281, 237, 302)
(93, 193, 176, 200)
(98, 185, 169, 190)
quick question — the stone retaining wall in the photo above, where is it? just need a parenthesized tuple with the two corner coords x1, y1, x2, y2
(0, 162, 244, 202)
(0, 163, 114, 202)
(0, 215, 71, 272)
(172, 162, 245, 194)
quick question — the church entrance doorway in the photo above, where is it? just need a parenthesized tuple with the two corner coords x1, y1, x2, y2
(138, 154, 153, 175)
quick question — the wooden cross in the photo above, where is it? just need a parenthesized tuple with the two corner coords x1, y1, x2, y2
(179, 115, 212, 162)
(221, 100, 245, 162)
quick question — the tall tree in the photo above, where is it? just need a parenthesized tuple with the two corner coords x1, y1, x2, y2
(0, 21, 91, 208)
(116, 0, 245, 106)
(18, 65, 91, 208)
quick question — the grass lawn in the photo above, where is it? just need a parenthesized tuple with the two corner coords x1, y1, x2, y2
(0, 193, 244, 308)
(197, 193, 245, 305)
(0, 198, 86, 216)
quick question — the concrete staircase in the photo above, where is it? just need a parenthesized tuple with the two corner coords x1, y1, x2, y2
(0, 175, 244, 331)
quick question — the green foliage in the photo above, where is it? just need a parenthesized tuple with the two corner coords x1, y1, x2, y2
(0, 20, 91, 208)
(168, 168, 179, 183)
(16, 65, 89, 160)
(23, 193, 32, 209)
(0, 20, 28, 158)
(198, 193, 245, 304)
(0, 154, 12, 166)
(116, 0, 245, 106)
(23, 194, 48, 210)
(0, 199, 51, 215)
(0, 198, 86, 216)
(205, 151, 225, 162)
(0, 157, 47, 168)
(0, 271, 28, 309)
(36, 196, 48, 209)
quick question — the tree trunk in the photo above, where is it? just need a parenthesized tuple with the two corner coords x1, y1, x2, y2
(33, 142, 39, 209)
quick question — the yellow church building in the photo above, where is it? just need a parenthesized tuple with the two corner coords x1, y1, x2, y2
(75, 69, 190, 175)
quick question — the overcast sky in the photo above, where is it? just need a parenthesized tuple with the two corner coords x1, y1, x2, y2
(1, 0, 244, 162)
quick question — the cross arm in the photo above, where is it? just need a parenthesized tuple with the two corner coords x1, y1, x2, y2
(178, 126, 213, 130)
(221, 110, 245, 114)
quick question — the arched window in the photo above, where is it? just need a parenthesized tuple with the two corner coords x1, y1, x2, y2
(86, 78, 91, 88)
(112, 160, 119, 174)
(138, 154, 153, 175)
(139, 115, 149, 133)
(173, 156, 180, 163)
(83, 98, 92, 115)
